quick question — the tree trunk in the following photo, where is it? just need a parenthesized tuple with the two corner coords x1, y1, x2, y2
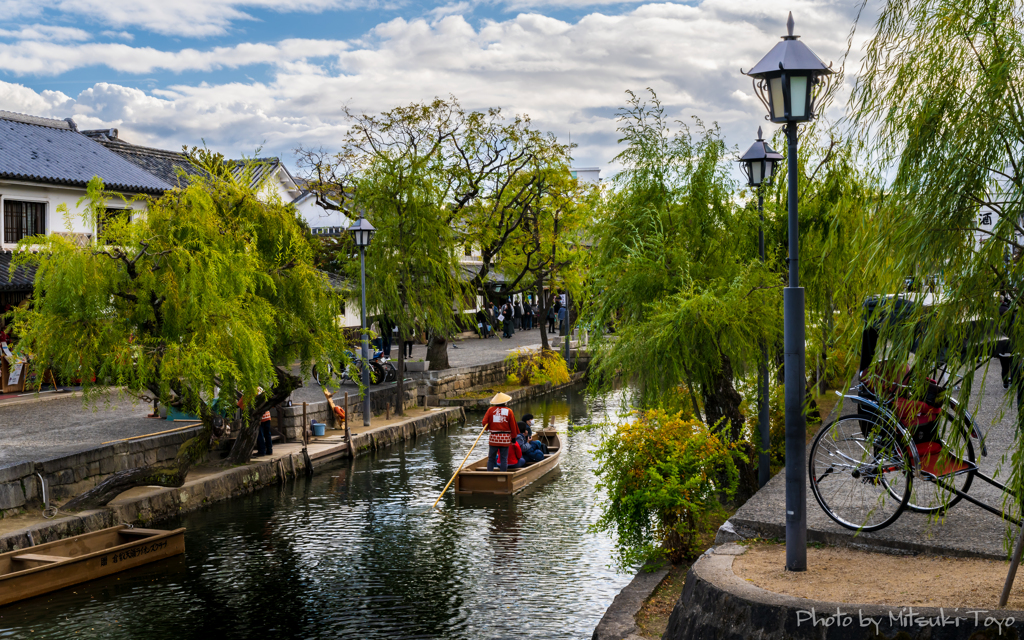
(227, 367, 302, 464)
(427, 334, 450, 370)
(701, 354, 745, 442)
(396, 325, 405, 416)
(537, 277, 550, 351)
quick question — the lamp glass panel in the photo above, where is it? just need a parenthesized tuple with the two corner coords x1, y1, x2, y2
(790, 76, 808, 118)
(764, 160, 774, 182)
(751, 161, 762, 185)
(769, 78, 786, 120)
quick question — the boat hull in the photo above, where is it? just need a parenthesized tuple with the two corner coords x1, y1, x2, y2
(0, 525, 185, 606)
(455, 430, 562, 495)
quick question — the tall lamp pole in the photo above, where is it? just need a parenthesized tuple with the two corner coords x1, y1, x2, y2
(738, 127, 783, 489)
(348, 215, 376, 427)
(744, 12, 834, 572)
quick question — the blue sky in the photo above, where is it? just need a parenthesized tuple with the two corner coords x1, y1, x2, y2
(0, 0, 875, 175)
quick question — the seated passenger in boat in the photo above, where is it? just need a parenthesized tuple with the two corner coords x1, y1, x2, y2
(517, 434, 545, 463)
(506, 439, 527, 470)
(518, 414, 534, 440)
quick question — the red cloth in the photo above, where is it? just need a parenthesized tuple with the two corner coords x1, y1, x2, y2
(508, 441, 523, 465)
(483, 405, 518, 446)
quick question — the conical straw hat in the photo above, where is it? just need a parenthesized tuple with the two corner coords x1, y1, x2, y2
(490, 392, 512, 405)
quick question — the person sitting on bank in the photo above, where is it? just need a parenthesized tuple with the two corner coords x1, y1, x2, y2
(484, 392, 518, 471)
(517, 413, 534, 440)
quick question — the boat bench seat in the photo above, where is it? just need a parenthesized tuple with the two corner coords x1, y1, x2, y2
(13, 553, 67, 564)
(119, 528, 165, 537)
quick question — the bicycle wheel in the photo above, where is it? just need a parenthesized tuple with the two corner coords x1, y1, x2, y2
(809, 416, 912, 532)
(899, 410, 976, 515)
(312, 362, 333, 386)
(368, 362, 385, 385)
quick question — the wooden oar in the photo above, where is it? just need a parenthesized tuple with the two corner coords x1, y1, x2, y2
(428, 423, 489, 512)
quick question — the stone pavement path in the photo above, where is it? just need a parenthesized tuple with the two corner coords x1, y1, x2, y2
(729, 364, 1020, 559)
(0, 326, 556, 466)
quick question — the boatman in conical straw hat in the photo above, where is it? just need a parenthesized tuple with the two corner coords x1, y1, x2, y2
(483, 392, 519, 471)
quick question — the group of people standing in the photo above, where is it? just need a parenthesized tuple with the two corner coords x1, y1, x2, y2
(481, 392, 549, 471)
(477, 291, 570, 340)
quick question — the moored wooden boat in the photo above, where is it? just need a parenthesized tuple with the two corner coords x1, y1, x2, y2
(0, 525, 185, 606)
(455, 429, 562, 495)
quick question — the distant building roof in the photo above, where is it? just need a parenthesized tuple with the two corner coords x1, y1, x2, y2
(0, 251, 35, 292)
(82, 128, 200, 188)
(229, 157, 299, 194)
(0, 111, 172, 194)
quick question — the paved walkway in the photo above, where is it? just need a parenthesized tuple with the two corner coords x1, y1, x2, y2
(0, 327, 554, 466)
(727, 364, 1019, 559)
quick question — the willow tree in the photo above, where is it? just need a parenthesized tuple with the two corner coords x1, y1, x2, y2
(9, 152, 348, 509)
(850, 0, 1024, 503)
(587, 90, 782, 439)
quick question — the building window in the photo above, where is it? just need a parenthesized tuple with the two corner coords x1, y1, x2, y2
(3, 200, 46, 244)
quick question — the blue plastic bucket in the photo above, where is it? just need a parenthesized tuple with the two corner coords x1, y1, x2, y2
(311, 422, 326, 437)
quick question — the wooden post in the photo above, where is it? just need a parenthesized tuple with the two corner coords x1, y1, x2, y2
(343, 392, 352, 445)
(302, 402, 307, 447)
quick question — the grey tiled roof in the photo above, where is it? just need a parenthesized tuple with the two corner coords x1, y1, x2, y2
(0, 113, 172, 194)
(0, 251, 35, 292)
(82, 129, 200, 188)
(230, 158, 284, 192)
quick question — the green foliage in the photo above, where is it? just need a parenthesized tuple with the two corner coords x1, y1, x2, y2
(10, 155, 348, 452)
(586, 89, 782, 437)
(504, 348, 571, 386)
(591, 409, 743, 569)
(850, 0, 1024, 514)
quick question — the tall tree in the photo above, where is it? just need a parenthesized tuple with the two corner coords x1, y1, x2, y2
(297, 97, 571, 369)
(587, 89, 782, 439)
(850, 0, 1024, 494)
(8, 152, 348, 509)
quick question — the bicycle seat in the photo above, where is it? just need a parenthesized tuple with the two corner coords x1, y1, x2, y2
(914, 442, 974, 478)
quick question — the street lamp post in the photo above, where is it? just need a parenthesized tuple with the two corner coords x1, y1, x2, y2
(745, 12, 834, 572)
(348, 215, 376, 427)
(738, 127, 783, 489)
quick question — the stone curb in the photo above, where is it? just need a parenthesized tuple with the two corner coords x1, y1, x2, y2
(592, 561, 671, 640)
(664, 543, 1024, 639)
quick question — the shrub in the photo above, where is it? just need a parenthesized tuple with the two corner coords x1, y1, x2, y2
(504, 349, 571, 386)
(591, 409, 744, 569)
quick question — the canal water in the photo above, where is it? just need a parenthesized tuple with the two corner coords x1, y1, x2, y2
(0, 386, 634, 640)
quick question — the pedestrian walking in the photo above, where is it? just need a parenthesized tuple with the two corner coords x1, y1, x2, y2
(547, 301, 557, 333)
(517, 299, 526, 330)
(558, 304, 568, 335)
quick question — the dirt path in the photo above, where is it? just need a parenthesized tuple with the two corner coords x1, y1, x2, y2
(734, 543, 1024, 609)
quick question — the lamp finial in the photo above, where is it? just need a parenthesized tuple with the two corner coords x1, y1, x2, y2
(787, 12, 795, 37)
(757, 126, 763, 140)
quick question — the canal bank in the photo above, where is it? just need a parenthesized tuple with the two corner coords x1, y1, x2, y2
(0, 407, 465, 552)
(2, 382, 632, 640)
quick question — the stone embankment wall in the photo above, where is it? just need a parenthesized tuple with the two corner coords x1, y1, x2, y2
(0, 427, 201, 516)
(440, 371, 586, 408)
(416, 350, 589, 406)
(0, 407, 465, 552)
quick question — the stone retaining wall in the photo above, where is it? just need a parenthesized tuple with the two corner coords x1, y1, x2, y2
(0, 407, 465, 552)
(439, 371, 586, 408)
(0, 427, 202, 516)
(664, 543, 1024, 640)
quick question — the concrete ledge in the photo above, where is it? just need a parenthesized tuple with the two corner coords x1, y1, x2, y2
(591, 562, 670, 640)
(664, 543, 1024, 639)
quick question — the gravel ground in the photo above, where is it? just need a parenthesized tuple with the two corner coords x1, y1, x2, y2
(0, 390, 164, 466)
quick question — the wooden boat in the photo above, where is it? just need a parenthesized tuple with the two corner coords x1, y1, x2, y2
(0, 525, 185, 606)
(455, 429, 563, 495)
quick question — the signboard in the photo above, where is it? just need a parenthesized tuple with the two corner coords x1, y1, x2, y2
(7, 361, 24, 386)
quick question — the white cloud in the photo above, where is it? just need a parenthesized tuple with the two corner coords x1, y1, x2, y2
(0, 1, 876, 173)
(0, 24, 92, 41)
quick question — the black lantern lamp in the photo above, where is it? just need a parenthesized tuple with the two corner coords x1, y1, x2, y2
(744, 13, 834, 123)
(348, 215, 375, 247)
(739, 127, 784, 187)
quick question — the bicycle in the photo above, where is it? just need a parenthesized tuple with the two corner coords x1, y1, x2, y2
(808, 298, 1013, 532)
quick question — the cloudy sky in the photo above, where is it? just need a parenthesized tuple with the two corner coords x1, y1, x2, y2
(0, 0, 877, 177)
